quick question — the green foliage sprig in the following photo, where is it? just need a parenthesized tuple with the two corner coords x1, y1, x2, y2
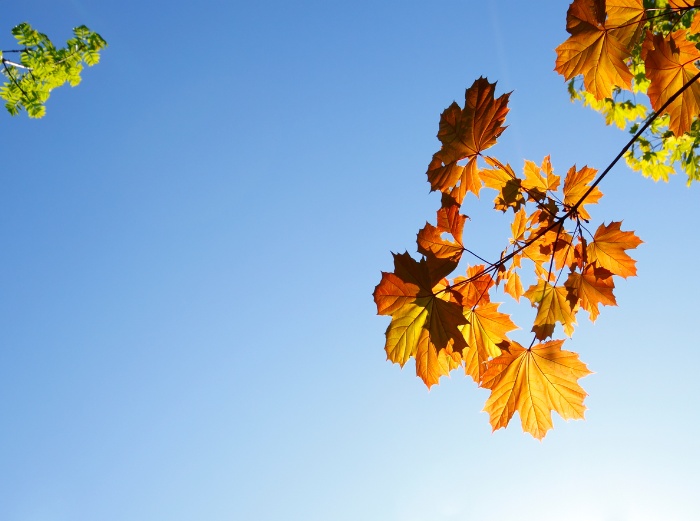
(0, 23, 107, 118)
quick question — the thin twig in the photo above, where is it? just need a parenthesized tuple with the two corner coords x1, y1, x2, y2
(441, 69, 700, 296)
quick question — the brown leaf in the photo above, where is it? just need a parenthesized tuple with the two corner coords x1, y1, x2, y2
(668, 1, 700, 7)
(574, 237, 588, 271)
(427, 77, 510, 196)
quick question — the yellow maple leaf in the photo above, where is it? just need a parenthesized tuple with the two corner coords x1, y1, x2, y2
(524, 280, 578, 339)
(374, 253, 468, 372)
(503, 269, 524, 302)
(481, 340, 593, 440)
(415, 329, 461, 389)
(462, 303, 518, 383)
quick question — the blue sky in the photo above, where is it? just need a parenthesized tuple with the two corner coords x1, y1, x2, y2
(1, 1, 699, 520)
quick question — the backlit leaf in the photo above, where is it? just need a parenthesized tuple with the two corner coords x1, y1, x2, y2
(462, 303, 518, 382)
(563, 164, 603, 220)
(642, 31, 700, 137)
(481, 340, 592, 440)
(374, 253, 468, 368)
(524, 280, 578, 339)
(587, 221, 643, 278)
(555, 0, 645, 101)
(427, 77, 510, 198)
(452, 265, 495, 308)
(564, 265, 617, 322)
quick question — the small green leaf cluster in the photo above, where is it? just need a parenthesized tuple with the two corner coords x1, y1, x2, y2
(0, 23, 107, 118)
(568, 1, 700, 184)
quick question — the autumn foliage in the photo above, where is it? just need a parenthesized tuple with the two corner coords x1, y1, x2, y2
(559, 0, 700, 139)
(380, 4, 669, 439)
(374, 0, 700, 440)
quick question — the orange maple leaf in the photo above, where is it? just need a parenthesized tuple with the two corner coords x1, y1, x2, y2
(668, 1, 700, 7)
(427, 77, 510, 202)
(416, 201, 467, 263)
(374, 253, 468, 374)
(564, 265, 617, 322)
(481, 340, 592, 440)
(642, 31, 700, 137)
(462, 303, 518, 383)
(452, 265, 495, 309)
(691, 10, 700, 36)
(414, 321, 463, 389)
(555, 0, 645, 100)
(563, 164, 603, 220)
(503, 269, 524, 302)
(480, 156, 525, 212)
(587, 221, 642, 278)
(524, 280, 578, 339)
(522, 156, 561, 201)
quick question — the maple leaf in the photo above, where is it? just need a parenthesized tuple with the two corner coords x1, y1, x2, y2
(524, 280, 578, 339)
(462, 303, 518, 383)
(416, 201, 466, 263)
(452, 265, 495, 308)
(691, 10, 700, 36)
(427, 77, 510, 201)
(522, 156, 561, 201)
(668, 1, 700, 7)
(503, 270, 524, 302)
(481, 340, 593, 440)
(564, 265, 616, 322)
(415, 328, 462, 389)
(374, 252, 468, 368)
(563, 164, 603, 220)
(587, 221, 642, 278)
(510, 209, 528, 242)
(642, 31, 700, 137)
(480, 156, 526, 212)
(555, 0, 645, 100)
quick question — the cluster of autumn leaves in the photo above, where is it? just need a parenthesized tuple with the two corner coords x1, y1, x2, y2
(555, 0, 700, 137)
(373, 76, 642, 440)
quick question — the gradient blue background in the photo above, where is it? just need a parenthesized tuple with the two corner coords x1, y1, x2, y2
(1, 1, 698, 520)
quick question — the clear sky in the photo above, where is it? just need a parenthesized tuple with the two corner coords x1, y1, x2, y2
(1, 1, 698, 520)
